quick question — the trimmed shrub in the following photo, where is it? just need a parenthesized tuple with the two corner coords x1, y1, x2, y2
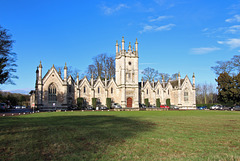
(166, 99, 171, 107)
(77, 97, 84, 109)
(156, 98, 161, 107)
(144, 98, 149, 107)
(106, 98, 111, 109)
(92, 98, 97, 109)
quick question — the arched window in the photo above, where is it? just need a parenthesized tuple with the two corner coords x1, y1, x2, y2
(84, 86, 86, 93)
(147, 89, 148, 95)
(111, 88, 113, 94)
(98, 87, 100, 93)
(157, 89, 159, 95)
(184, 91, 188, 102)
(48, 84, 57, 102)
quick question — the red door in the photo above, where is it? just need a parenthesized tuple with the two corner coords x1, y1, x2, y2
(127, 97, 132, 108)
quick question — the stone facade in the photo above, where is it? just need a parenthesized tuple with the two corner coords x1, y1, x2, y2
(30, 37, 196, 110)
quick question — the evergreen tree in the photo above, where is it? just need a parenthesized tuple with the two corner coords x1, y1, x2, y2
(216, 72, 235, 105)
(234, 73, 240, 104)
(0, 25, 18, 84)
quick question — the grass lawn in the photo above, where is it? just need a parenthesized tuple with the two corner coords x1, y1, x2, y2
(0, 110, 240, 160)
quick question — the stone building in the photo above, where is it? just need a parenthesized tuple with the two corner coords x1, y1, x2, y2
(30, 37, 196, 110)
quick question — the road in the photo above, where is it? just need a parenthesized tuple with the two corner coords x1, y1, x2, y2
(0, 108, 35, 116)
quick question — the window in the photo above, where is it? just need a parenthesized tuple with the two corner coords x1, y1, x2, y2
(84, 86, 86, 93)
(168, 90, 169, 95)
(98, 87, 100, 93)
(147, 89, 148, 95)
(184, 92, 188, 102)
(157, 89, 159, 95)
(111, 88, 113, 94)
(68, 86, 71, 93)
(48, 84, 57, 102)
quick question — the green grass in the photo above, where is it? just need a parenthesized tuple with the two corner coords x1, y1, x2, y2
(1, 110, 240, 160)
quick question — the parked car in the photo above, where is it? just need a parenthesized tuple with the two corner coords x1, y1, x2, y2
(0, 103, 7, 111)
(97, 105, 107, 110)
(139, 103, 146, 108)
(15, 105, 22, 109)
(197, 106, 207, 110)
(112, 103, 122, 109)
(170, 105, 179, 110)
(149, 105, 156, 108)
(86, 105, 93, 110)
(160, 105, 169, 109)
(233, 105, 240, 111)
(210, 105, 223, 110)
(222, 106, 232, 111)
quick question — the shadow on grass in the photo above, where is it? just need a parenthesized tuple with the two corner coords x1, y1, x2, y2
(0, 114, 155, 160)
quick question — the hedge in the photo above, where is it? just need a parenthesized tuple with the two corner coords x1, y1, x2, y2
(92, 98, 97, 109)
(156, 98, 161, 107)
(77, 97, 84, 109)
(166, 99, 171, 107)
(144, 98, 149, 107)
(106, 98, 111, 109)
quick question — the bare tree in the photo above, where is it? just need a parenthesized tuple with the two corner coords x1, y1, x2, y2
(196, 83, 218, 104)
(55, 66, 81, 81)
(171, 73, 178, 80)
(86, 53, 115, 80)
(211, 60, 234, 76)
(141, 67, 159, 81)
(159, 73, 170, 82)
(231, 55, 240, 73)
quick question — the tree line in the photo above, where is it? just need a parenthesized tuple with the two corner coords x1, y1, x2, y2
(212, 54, 240, 106)
(0, 91, 30, 107)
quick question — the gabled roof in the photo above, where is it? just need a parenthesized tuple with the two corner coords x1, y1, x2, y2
(79, 76, 91, 88)
(42, 65, 63, 84)
(107, 77, 117, 88)
(169, 79, 184, 88)
(94, 77, 105, 88)
(181, 75, 193, 89)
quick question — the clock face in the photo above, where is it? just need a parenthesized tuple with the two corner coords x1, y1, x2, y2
(128, 62, 131, 65)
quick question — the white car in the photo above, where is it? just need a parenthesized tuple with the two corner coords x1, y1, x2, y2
(210, 105, 222, 110)
(112, 103, 121, 109)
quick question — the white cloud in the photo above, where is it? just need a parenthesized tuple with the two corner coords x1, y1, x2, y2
(149, 16, 173, 22)
(217, 38, 240, 48)
(102, 4, 128, 15)
(202, 28, 209, 32)
(226, 25, 240, 34)
(155, 24, 175, 31)
(140, 24, 175, 33)
(191, 47, 220, 55)
(225, 14, 240, 23)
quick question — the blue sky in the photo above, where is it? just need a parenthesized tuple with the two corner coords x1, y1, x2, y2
(1, 0, 240, 94)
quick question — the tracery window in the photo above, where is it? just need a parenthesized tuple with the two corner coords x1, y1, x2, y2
(48, 84, 57, 102)
(184, 91, 188, 102)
